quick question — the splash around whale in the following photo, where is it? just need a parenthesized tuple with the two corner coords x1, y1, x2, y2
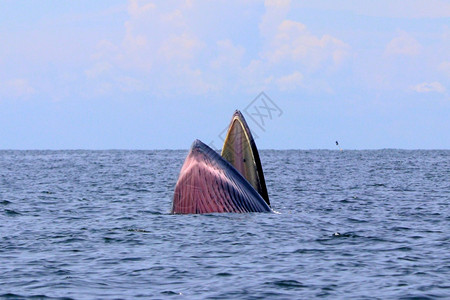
(171, 110, 272, 214)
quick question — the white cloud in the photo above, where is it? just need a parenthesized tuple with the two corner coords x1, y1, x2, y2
(92, 82, 113, 96)
(260, 0, 291, 39)
(276, 71, 303, 91)
(98, 0, 197, 73)
(385, 31, 422, 56)
(127, 0, 156, 18)
(1, 79, 35, 98)
(211, 40, 245, 70)
(159, 33, 203, 61)
(156, 66, 216, 96)
(245, 0, 350, 92)
(265, 20, 350, 69)
(91, 40, 118, 60)
(240, 60, 274, 93)
(85, 62, 112, 79)
(119, 20, 153, 71)
(161, 9, 185, 27)
(411, 82, 446, 93)
(83, 0, 351, 96)
(117, 76, 147, 92)
(84, 0, 211, 95)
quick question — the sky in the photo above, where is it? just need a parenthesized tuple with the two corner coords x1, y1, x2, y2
(0, 0, 449, 150)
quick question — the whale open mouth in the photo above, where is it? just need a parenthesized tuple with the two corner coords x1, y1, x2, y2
(171, 110, 271, 214)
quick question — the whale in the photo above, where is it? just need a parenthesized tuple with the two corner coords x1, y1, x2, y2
(171, 110, 272, 214)
(221, 110, 270, 206)
(171, 139, 271, 214)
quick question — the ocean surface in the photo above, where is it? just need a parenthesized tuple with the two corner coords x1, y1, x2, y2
(1, 150, 449, 299)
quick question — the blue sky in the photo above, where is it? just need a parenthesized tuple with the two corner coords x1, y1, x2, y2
(1, 0, 449, 149)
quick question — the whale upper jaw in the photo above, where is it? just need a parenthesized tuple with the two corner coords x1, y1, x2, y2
(221, 110, 270, 206)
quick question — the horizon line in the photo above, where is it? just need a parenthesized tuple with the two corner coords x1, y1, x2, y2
(0, 148, 449, 151)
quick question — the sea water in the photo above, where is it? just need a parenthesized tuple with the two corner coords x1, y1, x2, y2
(1, 150, 449, 299)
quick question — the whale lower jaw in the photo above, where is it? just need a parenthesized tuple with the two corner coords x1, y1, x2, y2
(172, 140, 271, 214)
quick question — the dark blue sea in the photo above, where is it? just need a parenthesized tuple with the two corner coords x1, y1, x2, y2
(1, 150, 449, 299)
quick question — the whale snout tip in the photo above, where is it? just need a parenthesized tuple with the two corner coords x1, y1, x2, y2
(233, 109, 243, 118)
(191, 139, 204, 149)
(190, 139, 211, 155)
